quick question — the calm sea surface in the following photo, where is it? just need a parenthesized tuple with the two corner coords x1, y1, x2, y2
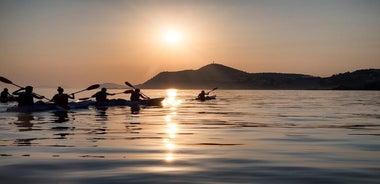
(0, 89, 379, 184)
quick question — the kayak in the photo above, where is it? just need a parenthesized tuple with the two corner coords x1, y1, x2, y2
(6, 100, 93, 112)
(5, 98, 165, 112)
(195, 95, 216, 101)
(6, 103, 66, 112)
(90, 98, 165, 107)
(140, 97, 165, 106)
(0, 96, 18, 103)
(91, 99, 136, 107)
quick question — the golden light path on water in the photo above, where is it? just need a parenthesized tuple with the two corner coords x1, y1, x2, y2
(162, 89, 181, 162)
(162, 89, 182, 107)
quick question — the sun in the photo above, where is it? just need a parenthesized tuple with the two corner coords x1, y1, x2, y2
(164, 30, 181, 44)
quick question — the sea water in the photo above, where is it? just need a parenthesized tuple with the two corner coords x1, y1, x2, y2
(0, 89, 379, 184)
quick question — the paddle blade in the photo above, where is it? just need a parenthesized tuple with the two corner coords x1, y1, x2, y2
(86, 84, 100, 91)
(0, 76, 13, 84)
(124, 81, 135, 89)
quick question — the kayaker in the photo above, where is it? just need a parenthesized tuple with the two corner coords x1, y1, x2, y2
(130, 88, 145, 101)
(91, 88, 115, 102)
(1, 88, 12, 102)
(12, 86, 45, 106)
(197, 90, 207, 101)
(51, 87, 74, 109)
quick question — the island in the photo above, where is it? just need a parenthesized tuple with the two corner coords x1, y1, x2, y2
(137, 63, 380, 90)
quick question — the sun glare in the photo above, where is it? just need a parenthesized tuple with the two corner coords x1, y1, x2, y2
(162, 89, 181, 107)
(164, 30, 181, 44)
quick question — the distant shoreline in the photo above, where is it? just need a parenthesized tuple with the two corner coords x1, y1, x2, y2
(137, 64, 380, 90)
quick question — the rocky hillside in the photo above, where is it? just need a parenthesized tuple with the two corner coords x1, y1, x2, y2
(138, 64, 380, 90)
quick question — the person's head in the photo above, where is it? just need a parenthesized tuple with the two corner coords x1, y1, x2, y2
(101, 88, 107, 92)
(57, 87, 64, 93)
(25, 86, 33, 93)
(3, 88, 8, 92)
(135, 88, 140, 92)
(201, 90, 205, 93)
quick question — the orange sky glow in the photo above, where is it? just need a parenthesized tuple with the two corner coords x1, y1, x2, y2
(1, 0, 380, 87)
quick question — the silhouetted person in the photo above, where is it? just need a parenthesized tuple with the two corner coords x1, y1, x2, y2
(130, 88, 145, 101)
(51, 87, 74, 109)
(92, 88, 115, 102)
(197, 90, 207, 101)
(1, 88, 12, 102)
(12, 86, 45, 106)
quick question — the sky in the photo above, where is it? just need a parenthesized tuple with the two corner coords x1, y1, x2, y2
(1, 0, 380, 87)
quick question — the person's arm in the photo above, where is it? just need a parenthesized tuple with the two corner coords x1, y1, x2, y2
(12, 88, 24, 95)
(107, 93, 116, 96)
(33, 93, 45, 99)
(140, 93, 148, 99)
(68, 94, 75, 99)
(50, 95, 56, 102)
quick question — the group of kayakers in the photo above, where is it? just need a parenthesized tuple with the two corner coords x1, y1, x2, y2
(1, 84, 216, 110)
(1, 86, 146, 110)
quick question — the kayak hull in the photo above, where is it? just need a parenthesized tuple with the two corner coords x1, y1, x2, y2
(6, 101, 93, 112)
(91, 98, 165, 107)
(195, 95, 216, 101)
(6, 103, 65, 112)
(0, 96, 18, 103)
(5, 98, 165, 112)
(140, 97, 165, 106)
(91, 99, 136, 107)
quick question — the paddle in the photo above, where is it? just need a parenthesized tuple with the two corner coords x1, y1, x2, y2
(0, 76, 23, 88)
(0, 76, 50, 101)
(70, 84, 100, 95)
(114, 89, 134, 95)
(206, 87, 218, 95)
(124, 81, 149, 99)
(78, 89, 132, 101)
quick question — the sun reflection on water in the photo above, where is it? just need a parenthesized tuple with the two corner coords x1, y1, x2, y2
(163, 113, 178, 162)
(162, 89, 181, 163)
(162, 89, 181, 107)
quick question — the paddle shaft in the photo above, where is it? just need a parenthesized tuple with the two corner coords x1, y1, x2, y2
(70, 84, 100, 95)
(206, 87, 218, 94)
(71, 89, 87, 95)
(125, 82, 149, 99)
(0, 76, 50, 101)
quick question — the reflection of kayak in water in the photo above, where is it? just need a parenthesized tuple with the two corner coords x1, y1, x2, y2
(195, 95, 216, 101)
(6, 101, 93, 112)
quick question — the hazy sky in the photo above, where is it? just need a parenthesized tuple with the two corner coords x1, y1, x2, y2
(1, 0, 380, 87)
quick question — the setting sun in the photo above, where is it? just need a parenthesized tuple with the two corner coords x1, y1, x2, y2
(164, 30, 181, 44)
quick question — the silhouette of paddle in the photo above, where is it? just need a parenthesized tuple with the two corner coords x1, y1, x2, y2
(70, 84, 100, 95)
(206, 87, 218, 95)
(77, 89, 132, 101)
(114, 89, 134, 95)
(0, 76, 23, 88)
(125, 81, 149, 99)
(0, 76, 50, 101)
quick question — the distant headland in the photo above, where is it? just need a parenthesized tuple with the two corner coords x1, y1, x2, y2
(136, 63, 380, 90)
